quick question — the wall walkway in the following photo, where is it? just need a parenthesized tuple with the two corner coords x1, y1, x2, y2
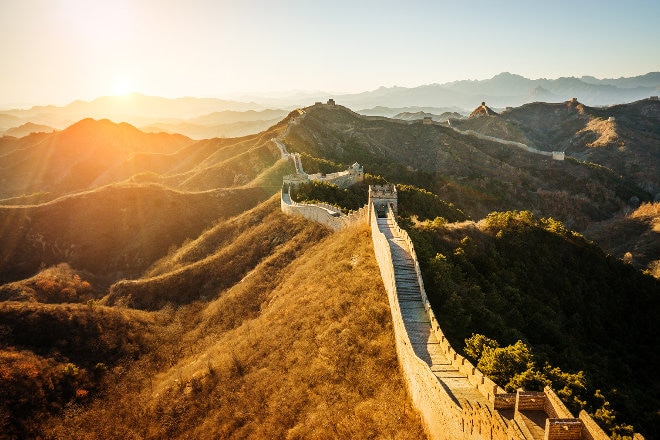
(277, 104, 618, 440)
(377, 215, 489, 405)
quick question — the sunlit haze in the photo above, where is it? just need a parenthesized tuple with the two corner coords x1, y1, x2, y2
(1, 0, 659, 107)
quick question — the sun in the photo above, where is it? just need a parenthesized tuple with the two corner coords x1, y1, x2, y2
(111, 78, 135, 97)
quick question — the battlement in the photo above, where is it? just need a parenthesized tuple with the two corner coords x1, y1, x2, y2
(368, 184, 397, 219)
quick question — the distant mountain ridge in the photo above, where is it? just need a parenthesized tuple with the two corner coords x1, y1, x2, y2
(0, 93, 271, 133)
(2, 73, 657, 128)
(329, 72, 660, 111)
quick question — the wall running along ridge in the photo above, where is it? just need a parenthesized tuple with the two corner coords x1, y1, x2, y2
(279, 104, 622, 440)
(280, 184, 367, 231)
(369, 203, 467, 438)
(315, 102, 565, 159)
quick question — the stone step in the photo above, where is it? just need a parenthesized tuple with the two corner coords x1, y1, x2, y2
(400, 307, 430, 322)
(377, 220, 491, 407)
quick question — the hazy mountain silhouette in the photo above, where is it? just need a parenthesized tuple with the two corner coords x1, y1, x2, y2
(2, 122, 55, 137)
(329, 72, 660, 110)
(0, 93, 267, 130)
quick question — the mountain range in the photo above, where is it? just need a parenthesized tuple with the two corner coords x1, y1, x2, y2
(1, 73, 658, 136)
(0, 94, 658, 438)
(234, 72, 660, 111)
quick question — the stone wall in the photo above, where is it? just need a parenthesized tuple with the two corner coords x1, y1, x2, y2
(444, 126, 567, 161)
(288, 152, 364, 189)
(543, 387, 574, 419)
(516, 391, 546, 411)
(545, 419, 583, 440)
(281, 185, 367, 231)
(370, 204, 467, 439)
(386, 207, 503, 402)
(579, 411, 612, 440)
(369, 204, 619, 440)
(277, 109, 623, 438)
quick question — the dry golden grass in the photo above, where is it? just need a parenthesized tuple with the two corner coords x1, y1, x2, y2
(41, 218, 426, 439)
(584, 202, 660, 275)
(0, 263, 96, 303)
(105, 197, 326, 310)
(579, 117, 620, 148)
(630, 202, 660, 219)
(0, 301, 157, 438)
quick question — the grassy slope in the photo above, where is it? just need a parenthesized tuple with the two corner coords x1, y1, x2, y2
(0, 184, 272, 284)
(584, 202, 660, 274)
(0, 301, 157, 438)
(41, 212, 426, 439)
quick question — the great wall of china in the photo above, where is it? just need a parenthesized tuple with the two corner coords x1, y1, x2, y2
(277, 103, 640, 440)
(312, 100, 566, 160)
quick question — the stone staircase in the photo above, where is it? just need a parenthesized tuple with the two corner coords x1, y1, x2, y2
(378, 217, 488, 406)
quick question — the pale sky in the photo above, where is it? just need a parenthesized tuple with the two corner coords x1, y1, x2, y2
(1, 0, 659, 107)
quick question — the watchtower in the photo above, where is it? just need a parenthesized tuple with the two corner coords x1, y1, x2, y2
(369, 184, 397, 219)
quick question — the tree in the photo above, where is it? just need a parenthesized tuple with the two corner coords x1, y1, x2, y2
(464, 333, 499, 361)
(476, 340, 532, 389)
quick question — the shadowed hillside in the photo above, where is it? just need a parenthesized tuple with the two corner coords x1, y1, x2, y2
(0, 183, 272, 285)
(454, 98, 660, 197)
(584, 202, 660, 275)
(405, 211, 660, 437)
(283, 103, 649, 229)
(0, 301, 157, 438)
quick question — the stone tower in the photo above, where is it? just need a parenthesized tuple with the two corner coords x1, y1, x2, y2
(369, 184, 397, 219)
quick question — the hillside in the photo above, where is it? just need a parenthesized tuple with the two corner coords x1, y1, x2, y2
(453, 98, 660, 197)
(0, 114, 299, 286)
(0, 184, 272, 285)
(584, 203, 660, 275)
(0, 118, 194, 198)
(283, 103, 650, 230)
(405, 211, 660, 437)
(1, 99, 659, 438)
(1, 197, 426, 439)
(0, 108, 429, 438)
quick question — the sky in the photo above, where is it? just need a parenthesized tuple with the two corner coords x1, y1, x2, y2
(1, 0, 659, 107)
